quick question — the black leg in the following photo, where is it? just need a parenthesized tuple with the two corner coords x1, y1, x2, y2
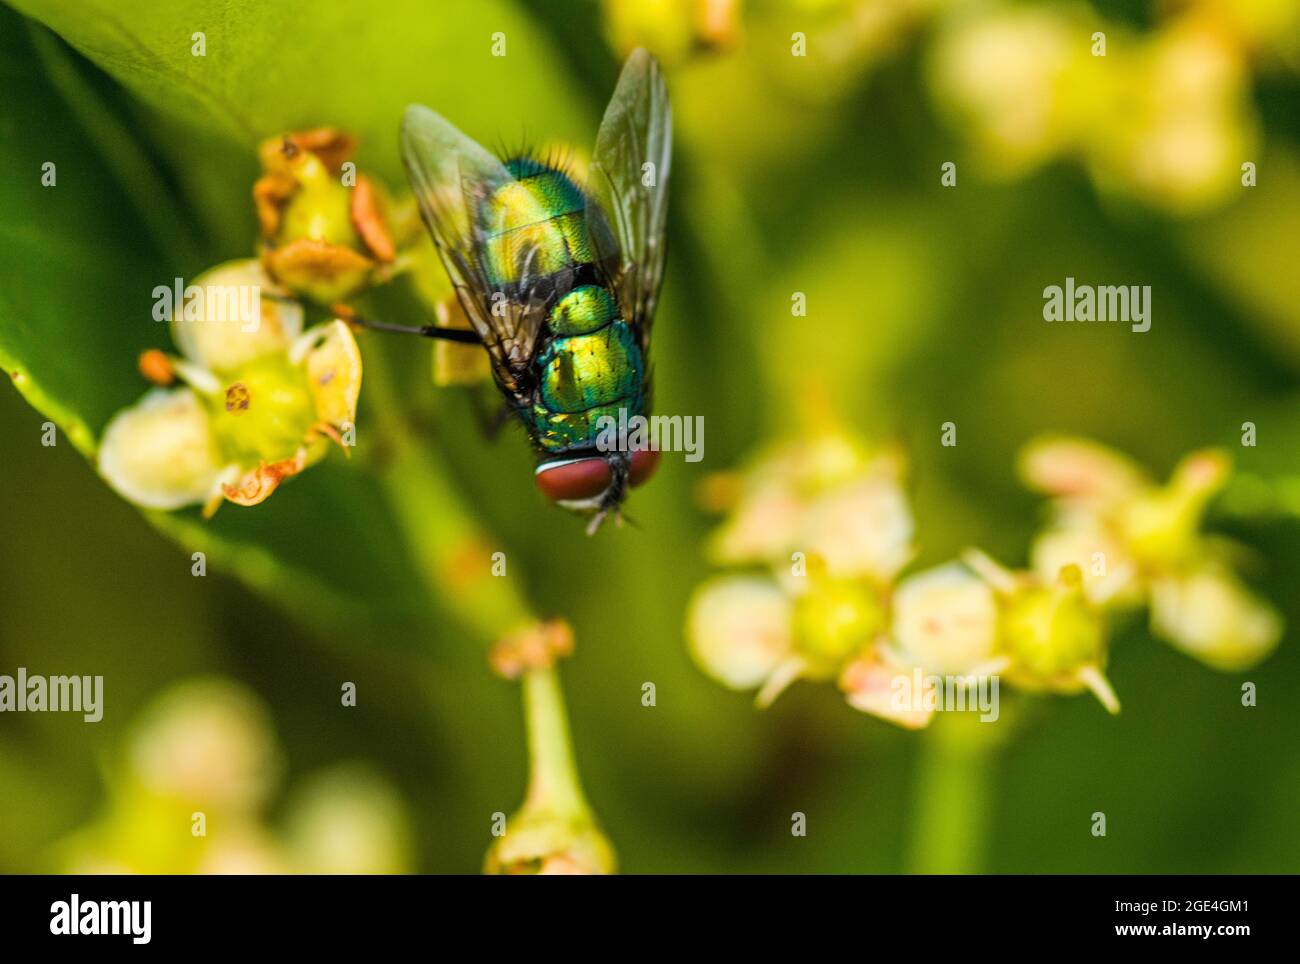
(335, 305, 483, 344)
(469, 388, 514, 440)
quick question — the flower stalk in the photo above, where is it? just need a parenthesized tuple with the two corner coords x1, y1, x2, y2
(362, 338, 612, 873)
(905, 714, 997, 874)
(522, 665, 590, 817)
(481, 662, 615, 875)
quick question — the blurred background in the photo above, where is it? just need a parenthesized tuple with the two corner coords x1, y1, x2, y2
(1, 0, 1298, 873)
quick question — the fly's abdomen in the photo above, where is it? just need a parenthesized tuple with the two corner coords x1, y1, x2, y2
(479, 160, 646, 453)
(529, 285, 644, 452)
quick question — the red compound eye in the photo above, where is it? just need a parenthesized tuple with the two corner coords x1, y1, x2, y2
(629, 448, 660, 488)
(535, 457, 612, 502)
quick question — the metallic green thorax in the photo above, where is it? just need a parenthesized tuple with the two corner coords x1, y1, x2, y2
(480, 159, 646, 453)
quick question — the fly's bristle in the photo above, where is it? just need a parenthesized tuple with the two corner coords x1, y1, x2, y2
(545, 143, 575, 177)
(499, 133, 575, 180)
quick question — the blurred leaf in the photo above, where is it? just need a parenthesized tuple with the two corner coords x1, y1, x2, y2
(1180, 149, 1300, 372)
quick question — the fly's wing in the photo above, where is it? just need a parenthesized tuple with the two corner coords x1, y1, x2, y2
(585, 48, 672, 356)
(401, 105, 548, 395)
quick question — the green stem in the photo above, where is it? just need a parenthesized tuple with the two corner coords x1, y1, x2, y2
(904, 715, 995, 874)
(522, 666, 589, 817)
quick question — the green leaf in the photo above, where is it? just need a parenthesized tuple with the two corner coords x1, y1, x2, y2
(0, 18, 172, 455)
(7, 0, 591, 246)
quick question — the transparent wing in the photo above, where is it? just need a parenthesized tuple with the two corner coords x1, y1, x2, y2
(400, 105, 548, 394)
(586, 48, 672, 353)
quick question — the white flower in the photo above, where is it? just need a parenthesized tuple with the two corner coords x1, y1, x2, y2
(800, 475, 914, 583)
(686, 576, 794, 691)
(99, 260, 362, 515)
(890, 562, 999, 676)
(128, 678, 281, 812)
(707, 436, 913, 583)
(97, 388, 228, 510)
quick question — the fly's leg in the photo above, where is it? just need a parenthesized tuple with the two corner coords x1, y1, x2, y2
(469, 387, 514, 441)
(332, 303, 482, 344)
(335, 302, 504, 437)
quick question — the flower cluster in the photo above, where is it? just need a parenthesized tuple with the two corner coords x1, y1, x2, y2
(1021, 436, 1281, 671)
(253, 128, 407, 304)
(605, 0, 1297, 214)
(927, 0, 1297, 213)
(100, 129, 418, 515)
(687, 430, 1281, 728)
(59, 679, 411, 874)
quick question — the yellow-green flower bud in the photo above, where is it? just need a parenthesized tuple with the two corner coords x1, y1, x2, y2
(1121, 450, 1229, 567)
(276, 152, 361, 249)
(483, 805, 617, 875)
(999, 565, 1117, 712)
(793, 579, 885, 678)
(254, 129, 398, 304)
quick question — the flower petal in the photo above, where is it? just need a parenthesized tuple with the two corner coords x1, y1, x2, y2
(1018, 435, 1149, 504)
(707, 482, 804, 566)
(98, 387, 226, 510)
(891, 562, 999, 675)
(263, 239, 374, 305)
(840, 648, 935, 729)
(1150, 565, 1282, 671)
(221, 449, 309, 508)
(1030, 519, 1143, 607)
(431, 294, 492, 386)
(800, 475, 914, 582)
(350, 175, 397, 262)
(298, 320, 363, 427)
(686, 576, 794, 690)
(169, 259, 303, 372)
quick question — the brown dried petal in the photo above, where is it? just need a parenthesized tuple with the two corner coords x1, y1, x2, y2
(263, 238, 374, 303)
(489, 620, 576, 679)
(221, 449, 309, 508)
(350, 175, 396, 263)
(252, 172, 298, 239)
